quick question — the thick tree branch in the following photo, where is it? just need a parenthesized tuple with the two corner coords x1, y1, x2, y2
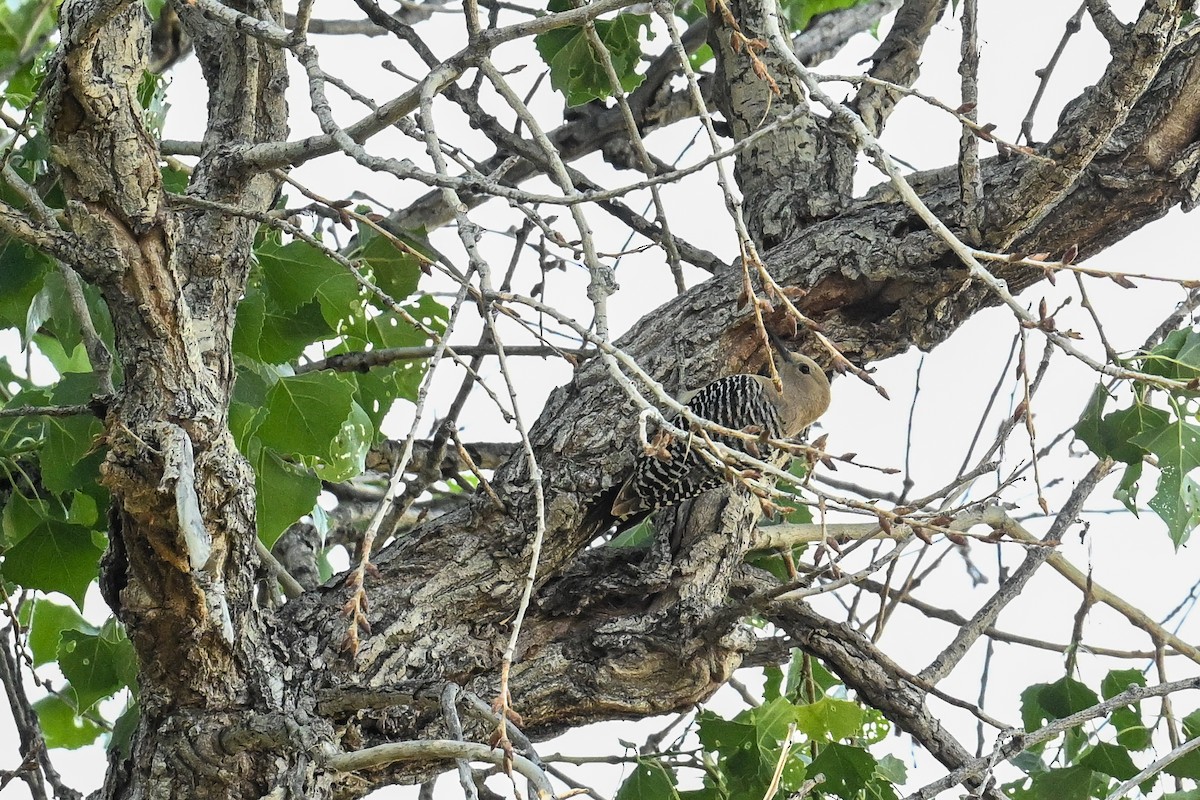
(768, 602, 1005, 800)
(853, 0, 949, 135)
(274, 26, 1200, 780)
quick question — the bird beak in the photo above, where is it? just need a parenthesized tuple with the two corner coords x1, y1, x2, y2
(765, 329, 797, 363)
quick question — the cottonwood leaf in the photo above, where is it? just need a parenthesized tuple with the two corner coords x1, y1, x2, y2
(875, 754, 907, 784)
(1017, 765, 1098, 800)
(535, 3, 648, 106)
(0, 237, 50, 334)
(1142, 327, 1200, 383)
(253, 445, 321, 548)
(781, 0, 872, 31)
(261, 299, 336, 365)
(1079, 742, 1138, 781)
(41, 413, 104, 494)
(2, 489, 49, 547)
(1, 519, 103, 607)
(256, 372, 355, 461)
(58, 620, 137, 713)
(315, 400, 372, 482)
(257, 236, 358, 316)
(1038, 676, 1100, 719)
(356, 231, 423, 303)
(33, 694, 103, 749)
(109, 698, 139, 759)
(28, 598, 96, 666)
(807, 743, 875, 798)
(232, 287, 266, 362)
(1130, 420, 1200, 547)
(1073, 385, 1168, 464)
(794, 696, 863, 742)
(616, 760, 679, 800)
(1102, 669, 1151, 750)
(1167, 712, 1200, 778)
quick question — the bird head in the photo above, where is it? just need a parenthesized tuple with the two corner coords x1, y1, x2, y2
(770, 346, 831, 436)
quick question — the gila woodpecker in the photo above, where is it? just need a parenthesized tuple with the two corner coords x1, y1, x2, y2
(610, 350, 831, 519)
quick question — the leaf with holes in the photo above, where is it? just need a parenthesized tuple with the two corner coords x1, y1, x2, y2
(256, 372, 356, 462)
(1130, 420, 1200, 547)
(58, 620, 137, 713)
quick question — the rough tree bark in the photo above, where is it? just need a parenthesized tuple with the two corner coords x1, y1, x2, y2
(25, 0, 1200, 798)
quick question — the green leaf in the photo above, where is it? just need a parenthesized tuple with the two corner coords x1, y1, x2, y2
(697, 709, 756, 754)
(2, 490, 50, 547)
(1, 519, 103, 607)
(783, 649, 805, 698)
(257, 237, 359, 317)
(235, 287, 336, 365)
(535, 5, 649, 106)
(779, 0, 872, 31)
(109, 698, 139, 759)
(315, 400, 372, 482)
(1182, 709, 1200, 740)
(232, 286, 266, 362)
(807, 743, 876, 798)
(1099, 404, 1171, 465)
(256, 372, 356, 461)
(1111, 705, 1151, 751)
(32, 335, 92, 376)
(364, 310, 429, 350)
(700, 699, 814, 800)
(1022, 677, 1101, 750)
(609, 516, 654, 547)
(1071, 384, 1107, 453)
(861, 708, 890, 745)
(68, 490, 99, 527)
(616, 759, 679, 800)
(1142, 327, 1200, 383)
(763, 664, 783, 702)
(350, 366, 402, 437)
(1038, 677, 1101, 720)
(1079, 742, 1138, 781)
(1102, 669, 1151, 750)
(1130, 420, 1200, 547)
(229, 400, 267, 455)
(1073, 385, 1169, 465)
(263, 299, 337, 365)
(36, 269, 116, 362)
(137, 71, 170, 136)
(750, 696, 799, 741)
(40, 413, 105, 494)
(875, 754, 907, 784)
(1101, 668, 1147, 699)
(58, 619, 136, 713)
(28, 598, 96, 666)
(1020, 766, 1097, 800)
(357, 231, 423, 302)
(1114, 461, 1144, 516)
(33, 694, 103, 749)
(253, 446, 321, 548)
(0, 238, 51, 333)
(794, 696, 863, 742)
(161, 163, 189, 193)
(1167, 749, 1200, 781)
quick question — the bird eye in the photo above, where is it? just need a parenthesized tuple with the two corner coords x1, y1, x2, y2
(800, 364, 811, 374)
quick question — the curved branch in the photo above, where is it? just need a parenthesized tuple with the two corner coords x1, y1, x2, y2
(325, 740, 554, 797)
